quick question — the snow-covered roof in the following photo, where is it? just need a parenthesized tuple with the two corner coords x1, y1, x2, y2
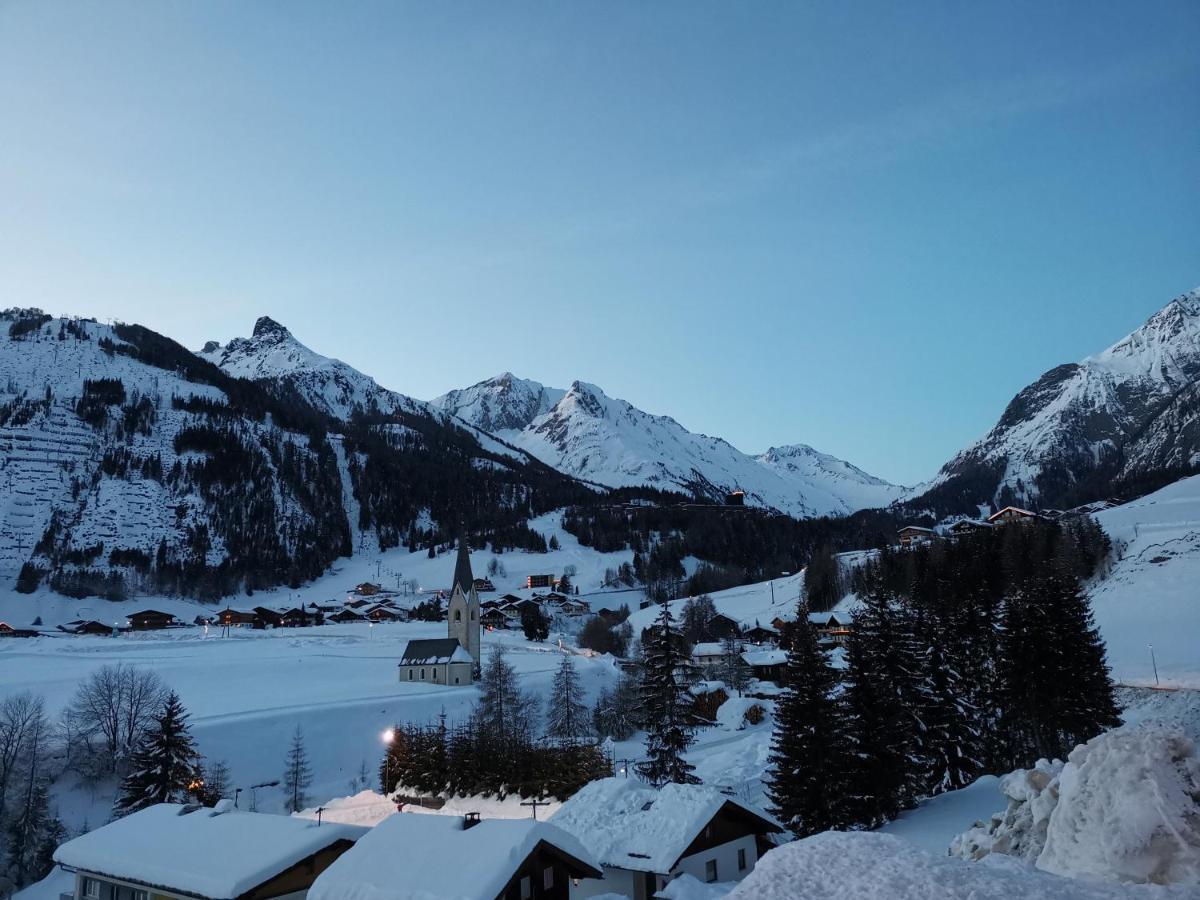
(308, 813, 600, 900)
(398, 638, 471, 666)
(987, 506, 1037, 521)
(691, 642, 726, 657)
(53, 803, 368, 899)
(550, 778, 782, 874)
(741, 649, 787, 667)
(897, 525, 935, 534)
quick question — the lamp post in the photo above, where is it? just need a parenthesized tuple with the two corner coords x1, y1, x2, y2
(1149, 644, 1160, 686)
(381, 728, 395, 796)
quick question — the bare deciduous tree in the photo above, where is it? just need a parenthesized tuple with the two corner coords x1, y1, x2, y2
(0, 692, 45, 816)
(64, 664, 166, 775)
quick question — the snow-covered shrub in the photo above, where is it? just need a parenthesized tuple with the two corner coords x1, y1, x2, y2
(952, 719, 1200, 885)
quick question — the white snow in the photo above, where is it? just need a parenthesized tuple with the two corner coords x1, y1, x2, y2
(53, 803, 368, 899)
(434, 375, 905, 518)
(952, 720, 1200, 885)
(1089, 474, 1200, 687)
(727, 831, 1195, 899)
(307, 812, 599, 900)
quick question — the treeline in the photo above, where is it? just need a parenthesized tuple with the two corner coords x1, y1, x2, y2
(344, 410, 592, 554)
(768, 518, 1120, 837)
(382, 649, 608, 801)
(562, 503, 906, 600)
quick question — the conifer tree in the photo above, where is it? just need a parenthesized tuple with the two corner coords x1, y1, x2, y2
(718, 634, 750, 696)
(913, 613, 983, 795)
(636, 601, 700, 787)
(113, 691, 202, 818)
(592, 670, 640, 740)
(546, 654, 590, 746)
(766, 603, 848, 836)
(839, 577, 925, 828)
(282, 725, 313, 814)
(478, 645, 538, 747)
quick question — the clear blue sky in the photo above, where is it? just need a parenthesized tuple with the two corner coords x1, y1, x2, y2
(1, 2, 1196, 485)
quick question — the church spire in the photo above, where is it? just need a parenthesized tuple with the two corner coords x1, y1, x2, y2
(452, 535, 474, 596)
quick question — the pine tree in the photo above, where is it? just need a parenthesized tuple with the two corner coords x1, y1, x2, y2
(803, 543, 846, 612)
(546, 655, 590, 746)
(1050, 571, 1120, 747)
(282, 725, 313, 814)
(636, 601, 700, 787)
(113, 691, 202, 818)
(766, 603, 847, 836)
(839, 578, 925, 828)
(718, 634, 750, 696)
(478, 645, 538, 746)
(592, 670, 640, 741)
(913, 613, 983, 795)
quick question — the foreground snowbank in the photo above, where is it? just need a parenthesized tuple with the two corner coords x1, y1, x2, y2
(729, 832, 1195, 899)
(952, 719, 1200, 885)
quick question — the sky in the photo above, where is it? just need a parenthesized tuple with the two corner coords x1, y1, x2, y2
(1, 2, 1197, 485)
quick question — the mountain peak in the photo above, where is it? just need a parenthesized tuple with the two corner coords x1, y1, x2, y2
(252, 316, 292, 341)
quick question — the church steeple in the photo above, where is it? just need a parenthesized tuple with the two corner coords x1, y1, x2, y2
(447, 534, 481, 665)
(452, 536, 474, 596)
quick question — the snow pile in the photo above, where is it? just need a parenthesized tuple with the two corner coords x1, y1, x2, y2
(729, 832, 1195, 899)
(951, 720, 1200, 885)
(657, 873, 736, 899)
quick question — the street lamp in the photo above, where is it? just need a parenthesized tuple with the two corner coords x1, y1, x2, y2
(381, 729, 395, 796)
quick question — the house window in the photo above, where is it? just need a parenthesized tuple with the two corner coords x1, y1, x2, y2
(543, 865, 554, 889)
(454, 610, 462, 622)
(738, 848, 747, 871)
(82, 878, 101, 899)
(408, 670, 413, 680)
(420, 668, 425, 680)
(432, 669, 439, 682)
(705, 859, 718, 883)
(520, 875, 532, 899)
(130, 890, 148, 900)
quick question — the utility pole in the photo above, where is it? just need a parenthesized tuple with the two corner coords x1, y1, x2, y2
(1149, 644, 1160, 686)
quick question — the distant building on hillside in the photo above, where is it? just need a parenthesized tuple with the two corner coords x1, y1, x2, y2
(126, 609, 178, 630)
(527, 573, 555, 589)
(725, 489, 746, 506)
(948, 519, 993, 538)
(897, 525, 936, 548)
(987, 506, 1039, 526)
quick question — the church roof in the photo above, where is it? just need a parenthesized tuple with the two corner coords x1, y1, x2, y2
(398, 638, 471, 666)
(452, 538, 474, 596)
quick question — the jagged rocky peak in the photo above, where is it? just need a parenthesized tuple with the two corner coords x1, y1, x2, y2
(201, 340, 221, 354)
(251, 315, 292, 342)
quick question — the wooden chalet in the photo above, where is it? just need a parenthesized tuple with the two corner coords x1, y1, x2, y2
(473, 577, 496, 592)
(309, 813, 602, 900)
(0, 622, 39, 638)
(365, 605, 402, 622)
(252, 606, 284, 629)
(54, 802, 367, 900)
(330, 608, 366, 623)
(481, 608, 509, 629)
(743, 624, 779, 645)
(897, 525, 936, 548)
(353, 582, 382, 596)
(740, 648, 786, 683)
(126, 609, 177, 631)
(987, 506, 1039, 526)
(725, 489, 746, 506)
(949, 519, 993, 537)
(810, 612, 852, 645)
(552, 778, 783, 898)
(705, 612, 742, 640)
(216, 607, 257, 627)
(59, 619, 116, 637)
(558, 598, 590, 617)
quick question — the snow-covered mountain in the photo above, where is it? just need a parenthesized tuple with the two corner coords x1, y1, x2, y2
(434, 375, 905, 518)
(912, 289, 1200, 515)
(200, 316, 429, 421)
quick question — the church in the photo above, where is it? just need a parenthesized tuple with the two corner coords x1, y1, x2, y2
(397, 539, 481, 686)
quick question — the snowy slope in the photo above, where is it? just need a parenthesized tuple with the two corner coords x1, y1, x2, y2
(1088, 474, 1200, 687)
(434, 375, 904, 518)
(912, 289, 1200, 513)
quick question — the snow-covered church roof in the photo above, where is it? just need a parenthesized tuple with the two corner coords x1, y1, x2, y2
(550, 778, 783, 874)
(398, 638, 473, 666)
(53, 803, 368, 899)
(308, 812, 601, 900)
